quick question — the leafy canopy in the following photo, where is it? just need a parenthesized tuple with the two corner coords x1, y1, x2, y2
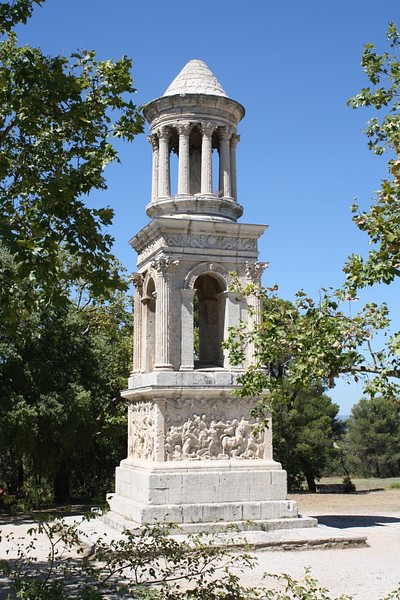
(0, 0, 144, 320)
(225, 23, 400, 407)
(345, 22, 400, 289)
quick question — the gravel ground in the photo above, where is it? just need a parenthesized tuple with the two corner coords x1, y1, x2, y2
(248, 490, 400, 599)
(0, 491, 399, 599)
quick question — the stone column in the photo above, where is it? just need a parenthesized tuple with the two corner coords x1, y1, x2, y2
(158, 126, 171, 198)
(200, 122, 214, 195)
(177, 122, 191, 196)
(148, 134, 159, 202)
(152, 256, 178, 370)
(131, 273, 144, 373)
(218, 128, 232, 198)
(230, 134, 240, 202)
(180, 288, 196, 370)
(245, 262, 269, 365)
(222, 290, 242, 369)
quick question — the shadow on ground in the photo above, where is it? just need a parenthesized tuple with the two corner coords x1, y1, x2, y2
(312, 514, 400, 528)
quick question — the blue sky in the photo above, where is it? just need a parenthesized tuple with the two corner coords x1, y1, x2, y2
(16, 0, 400, 414)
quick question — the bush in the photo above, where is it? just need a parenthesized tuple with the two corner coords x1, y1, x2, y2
(388, 482, 400, 490)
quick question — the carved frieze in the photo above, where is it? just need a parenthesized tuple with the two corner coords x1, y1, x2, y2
(164, 234, 257, 251)
(164, 401, 265, 461)
(128, 402, 155, 460)
(137, 238, 166, 262)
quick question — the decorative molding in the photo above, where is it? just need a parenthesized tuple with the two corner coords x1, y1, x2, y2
(137, 238, 165, 262)
(165, 233, 257, 251)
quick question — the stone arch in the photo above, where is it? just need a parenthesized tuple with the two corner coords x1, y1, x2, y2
(184, 262, 229, 290)
(184, 263, 229, 368)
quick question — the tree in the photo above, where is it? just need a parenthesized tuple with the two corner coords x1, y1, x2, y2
(273, 386, 341, 492)
(0, 287, 132, 504)
(225, 24, 400, 408)
(0, 0, 144, 322)
(345, 22, 400, 291)
(345, 396, 400, 478)
(225, 287, 392, 411)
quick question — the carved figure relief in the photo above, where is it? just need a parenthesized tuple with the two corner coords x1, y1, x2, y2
(128, 402, 155, 460)
(164, 233, 257, 251)
(165, 412, 264, 461)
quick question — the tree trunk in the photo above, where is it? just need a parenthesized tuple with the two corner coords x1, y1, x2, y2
(53, 468, 70, 503)
(305, 472, 317, 492)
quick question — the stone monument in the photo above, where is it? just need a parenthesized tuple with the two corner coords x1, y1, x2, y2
(106, 59, 315, 533)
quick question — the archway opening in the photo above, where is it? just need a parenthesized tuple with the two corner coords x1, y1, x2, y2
(193, 273, 225, 368)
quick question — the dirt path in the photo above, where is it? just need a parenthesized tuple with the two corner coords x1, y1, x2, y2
(241, 490, 400, 599)
(0, 492, 399, 599)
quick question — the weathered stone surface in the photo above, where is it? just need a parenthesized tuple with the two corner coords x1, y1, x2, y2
(108, 60, 314, 534)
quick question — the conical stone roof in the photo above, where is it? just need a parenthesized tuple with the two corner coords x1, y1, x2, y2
(163, 59, 228, 97)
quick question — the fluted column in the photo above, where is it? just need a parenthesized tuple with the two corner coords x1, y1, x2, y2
(230, 134, 240, 202)
(218, 128, 232, 198)
(222, 290, 242, 369)
(158, 126, 171, 198)
(152, 256, 178, 370)
(131, 273, 144, 373)
(245, 262, 269, 365)
(180, 288, 196, 370)
(177, 122, 191, 196)
(200, 122, 214, 195)
(148, 134, 159, 202)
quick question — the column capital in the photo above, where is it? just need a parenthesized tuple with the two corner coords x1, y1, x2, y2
(219, 126, 232, 142)
(177, 122, 192, 136)
(147, 133, 159, 148)
(158, 126, 171, 140)
(151, 256, 180, 275)
(130, 272, 144, 289)
(230, 133, 240, 147)
(201, 122, 216, 137)
(245, 261, 269, 281)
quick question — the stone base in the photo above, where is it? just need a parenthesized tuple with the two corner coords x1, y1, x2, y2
(106, 458, 317, 533)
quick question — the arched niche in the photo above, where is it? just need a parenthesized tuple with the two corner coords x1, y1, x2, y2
(184, 263, 228, 369)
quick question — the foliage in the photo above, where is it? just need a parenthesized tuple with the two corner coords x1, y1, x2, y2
(0, 0, 144, 321)
(345, 22, 400, 291)
(388, 481, 400, 489)
(345, 395, 400, 477)
(0, 517, 260, 599)
(224, 23, 400, 410)
(224, 282, 395, 408)
(272, 386, 341, 491)
(0, 516, 392, 599)
(0, 287, 132, 505)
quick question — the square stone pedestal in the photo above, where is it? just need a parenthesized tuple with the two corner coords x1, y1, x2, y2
(106, 458, 316, 533)
(106, 375, 316, 533)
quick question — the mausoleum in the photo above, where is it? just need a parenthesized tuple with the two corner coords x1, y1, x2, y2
(106, 59, 315, 532)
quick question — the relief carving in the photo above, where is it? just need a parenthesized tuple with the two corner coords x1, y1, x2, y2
(245, 261, 269, 281)
(165, 412, 264, 461)
(129, 402, 155, 460)
(164, 234, 257, 251)
(151, 256, 180, 274)
(137, 238, 165, 262)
